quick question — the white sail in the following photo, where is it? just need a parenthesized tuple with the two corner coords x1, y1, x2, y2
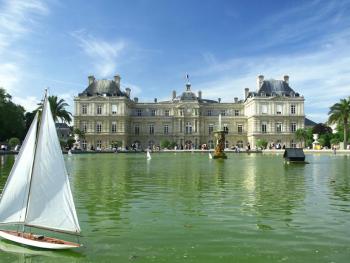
(25, 95, 80, 234)
(0, 113, 38, 224)
(147, 150, 151, 160)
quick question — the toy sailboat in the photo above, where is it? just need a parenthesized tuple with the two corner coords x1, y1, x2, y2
(0, 91, 81, 249)
(147, 150, 151, 160)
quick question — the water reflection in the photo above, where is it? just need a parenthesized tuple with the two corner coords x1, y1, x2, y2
(0, 153, 350, 262)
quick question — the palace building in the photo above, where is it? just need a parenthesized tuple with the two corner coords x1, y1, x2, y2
(74, 74, 305, 150)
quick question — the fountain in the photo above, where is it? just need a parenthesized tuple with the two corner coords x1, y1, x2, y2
(213, 114, 227, 159)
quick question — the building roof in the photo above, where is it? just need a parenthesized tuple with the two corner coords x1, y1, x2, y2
(258, 79, 297, 96)
(79, 79, 128, 97)
(55, 123, 70, 129)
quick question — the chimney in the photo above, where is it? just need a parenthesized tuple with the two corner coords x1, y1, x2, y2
(172, 90, 176, 99)
(218, 98, 221, 103)
(125, 87, 131, 97)
(257, 75, 264, 89)
(88, 75, 95, 85)
(134, 97, 138, 103)
(198, 90, 202, 100)
(283, 75, 289, 84)
(234, 97, 238, 103)
(114, 74, 121, 86)
(154, 98, 157, 103)
(245, 88, 249, 99)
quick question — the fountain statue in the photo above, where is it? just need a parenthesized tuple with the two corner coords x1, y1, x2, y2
(213, 114, 227, 159)
(312, 134, 320, 150)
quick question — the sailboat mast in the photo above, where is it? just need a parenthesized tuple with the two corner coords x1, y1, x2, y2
(23, 90, 48, 228)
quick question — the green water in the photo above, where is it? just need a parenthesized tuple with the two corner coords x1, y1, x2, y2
(0, 153, 349, 262)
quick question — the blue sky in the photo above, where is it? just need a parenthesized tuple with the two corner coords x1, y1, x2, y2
(1, 0, 350, 123)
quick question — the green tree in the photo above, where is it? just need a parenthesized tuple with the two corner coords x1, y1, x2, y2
(0, 88, 26, 141)
(160, 140, 171, 149)
(328, 97, 350, 149)
(256, 139, 268, 149)
(73, 128, 85, 139)
(295, 128, 307, 148)
(8, 137, 20, 149)
(37, 95, 72, 123)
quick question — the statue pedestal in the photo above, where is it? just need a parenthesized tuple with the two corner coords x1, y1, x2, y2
(213, 130, 227, 159)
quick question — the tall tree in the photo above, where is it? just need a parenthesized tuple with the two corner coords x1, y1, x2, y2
(295, 128, 307, 148)
(37, 95, 72, 123)
(0, 88, 26, 141)
(328, 97, 350, 149)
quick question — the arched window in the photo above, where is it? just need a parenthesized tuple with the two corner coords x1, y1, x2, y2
(237, 140, 243, 148)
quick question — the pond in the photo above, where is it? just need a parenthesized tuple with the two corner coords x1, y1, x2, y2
(0, 153, 349, 262)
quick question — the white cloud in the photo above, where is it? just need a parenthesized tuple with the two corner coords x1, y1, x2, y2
(192, 1, 350, 123)
(0, 0, 48, 92)
(72, 31, 127, 78)
(12, 95, 40, 112)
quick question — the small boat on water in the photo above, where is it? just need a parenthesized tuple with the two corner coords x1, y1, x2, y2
(209, 152, 213, 159)
(0, 90, 81, 249)
(147, 150, 151, 160)
(283, 148, 308, 164)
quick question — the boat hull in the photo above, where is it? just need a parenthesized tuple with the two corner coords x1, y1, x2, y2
(0, 230, 80, 250)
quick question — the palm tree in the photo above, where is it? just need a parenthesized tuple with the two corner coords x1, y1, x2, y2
(295, 128, 307, 148)
(328, 97, 350, 149)
(37, 95, 72, 123)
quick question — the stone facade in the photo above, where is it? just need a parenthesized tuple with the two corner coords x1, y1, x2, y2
(74, 74, 304, 150)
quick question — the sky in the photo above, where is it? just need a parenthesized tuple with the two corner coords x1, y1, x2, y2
(0, 0, 350, 123)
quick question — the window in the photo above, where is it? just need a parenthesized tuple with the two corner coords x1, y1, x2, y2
(225, 141, 229, 149)
(179, 109, 183, 116)
(185, 122, 192, 134)
(180, 120, 183, 133)
(164, 124, 169, 134)
(96, 140, 102, 149)
(261, 122, 267, 133)
(82, 140, 87, 150)
(151, 109, 156, 116)
(82, 122, 87, 133)
(276, 105, 282, 115)
(96, 122, 102, 133)
(208, 140, 214, 149)
(97, 105, 102, 115)
(82, 104, 87, 115)
(134, 125, 140, 135)
(149, 124, 154, 135)
(165, 110, 170, 116)
(291, 122, 296, 132)
(111, 122, 117, 133)
(291, 105, 296, 114)
(209, 124, 214, 134)
(237, 140, 243, 148)
(137, 109, 142, 116)
(276, 122, 282, 133)
(234, 109, 239, 116)
(238, 124, 243, 134)
(207, 110, 212, 116)
(261, 105, 268, 114)
(223, 124, 229, 133)
(194, 109, 198, 116)
(112, 104, 117, 115)
(290, 140, 297, 148)
(221, 110, 226, 116)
